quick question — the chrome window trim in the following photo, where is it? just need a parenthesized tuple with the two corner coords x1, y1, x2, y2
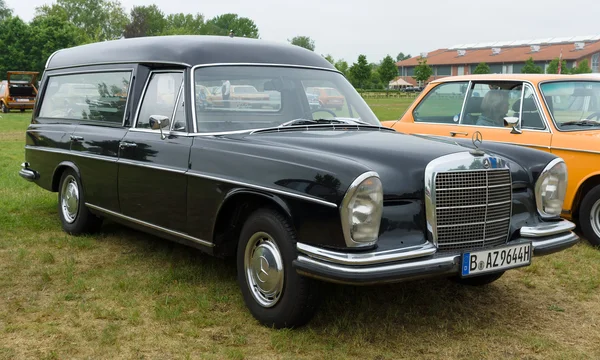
(46, 60, 191, 71)
(37, 69, 134, 127)
(169, 84, 185, 132)
(190, 63, 342, 133)
(297, 241, 437, 266)
(538, 79, 600, 132)
(457, 81, 472, 124)
(339, 171, 381, 248)
(85, 203, 213, 247)
(187, 170, 338, 208)
(133, 70, 184, 130)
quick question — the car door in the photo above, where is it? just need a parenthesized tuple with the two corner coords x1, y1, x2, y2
(117, 70, 193, 234)
(393, 81, 469, 138)
(66, 69, 135, 212)
(453, 81, 552, 151)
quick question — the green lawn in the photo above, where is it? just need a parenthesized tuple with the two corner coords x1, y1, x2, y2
(1, 109, 600, 359)
(365, 97, 417, 121)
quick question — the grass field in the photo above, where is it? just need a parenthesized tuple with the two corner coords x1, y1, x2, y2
(1, 108, 600, 359)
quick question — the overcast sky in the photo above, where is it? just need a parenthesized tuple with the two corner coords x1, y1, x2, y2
(8, 0, 600, 63)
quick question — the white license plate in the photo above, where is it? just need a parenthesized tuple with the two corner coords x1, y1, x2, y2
(16, 99, 30, 102)
(461, 243, 532, 277)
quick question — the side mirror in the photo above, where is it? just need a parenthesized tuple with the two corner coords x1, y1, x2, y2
(504, 116, 522, 134)
(149, 115, 170, 139)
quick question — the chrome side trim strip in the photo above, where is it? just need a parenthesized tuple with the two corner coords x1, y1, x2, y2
(85, 203, 214, 247)
(520, 220, 576, 238)
(24, 146, 118, 163)
(297, 242, 437, 266)
(551, 147, 600, 155)
(118, 159, 187, 174)
(186, 170, 338, 208)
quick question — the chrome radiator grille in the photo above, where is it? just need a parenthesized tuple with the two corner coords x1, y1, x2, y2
(434, 169, 512, 251)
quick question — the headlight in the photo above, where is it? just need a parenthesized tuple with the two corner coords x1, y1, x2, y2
(535, 158, 567, 219)
(341, 171, 383, 247)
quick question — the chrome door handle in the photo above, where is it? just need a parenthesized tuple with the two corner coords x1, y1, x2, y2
(119, 141, 137, 149)
(70, 135, 84, 142)
(449, 131, 469, 137)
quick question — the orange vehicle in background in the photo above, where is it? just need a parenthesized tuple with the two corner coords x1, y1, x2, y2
(383, 74, 600, 246)
(0, 71, 39, 113)
(306, 86, 345, 110)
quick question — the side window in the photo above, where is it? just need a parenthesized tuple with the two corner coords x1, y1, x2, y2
(136, 72, 183, 129)
(413, 82, 468, 123)
(0, 83, 5, 95)
(461, 82, 521, 127)
(171, 86, 186, 132)
(516, 85, 546, 130)
(38, 71, 131, 123)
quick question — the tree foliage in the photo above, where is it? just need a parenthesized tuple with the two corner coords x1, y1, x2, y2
(396, 52, 411, 62)
(334, 60, 349, 76)
(545, 58, 568, 74)
(473, 62, 491, 74)
(349, 54, 371, 89)
(378, 55, 399, 87)
(413, 57, 433, 83)
(571, 59, 592, 74)
(323, 54, 335, 64)
(0, 0, 12, 21)
(521, 57, 543, 74)
(123, 5, 166, 38)
(205, 13, 259, 38)
(289, 36, 315, 51)
(161, 13, 205, 35)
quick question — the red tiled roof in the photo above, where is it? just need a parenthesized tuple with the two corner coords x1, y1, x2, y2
(396, 41, 600, 67)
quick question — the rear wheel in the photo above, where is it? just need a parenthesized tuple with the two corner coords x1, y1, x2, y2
(236, 208, 320, 328)
(451, 271, 505, 286)
(579, 185, 600, 246)
(57, 169, 102, 235)
(1, 102, 8, 113)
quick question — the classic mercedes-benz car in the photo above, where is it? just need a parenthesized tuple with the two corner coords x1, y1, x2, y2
(382, 74, 600, 246)
(20, 36, 578, 328)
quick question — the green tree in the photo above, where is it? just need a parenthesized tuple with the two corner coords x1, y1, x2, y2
(28, 16, 85, 74)
(205, 13, 259, 38)
(35, 0, 127, 42)
(162, 13, 204, 35)
(396, 52, 411, 62)
(413, 57, 433, 84)
(323, 54, 335, 64)
(0, 17, 31, 77)
(521, 57, 543, 74)
(0, 0, 12, 21)
(571, 59, 592, 74)
(378, 55, 399, 89)
(289, 36, 315, 51)
(545, 57, 569, 74)
(123, 5, 166, 38)
(473, 62, 491, 74)
(334, 59, 349, 76)
(349, 54, 371, 89)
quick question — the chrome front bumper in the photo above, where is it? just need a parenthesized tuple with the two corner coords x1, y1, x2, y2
(18, 162, 38, 181)
(293, 220, 579, 285)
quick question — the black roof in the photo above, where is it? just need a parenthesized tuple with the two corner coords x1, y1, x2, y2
(47, 35, 337, 71)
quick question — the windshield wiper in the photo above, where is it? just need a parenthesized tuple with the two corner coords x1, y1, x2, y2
(561, 119, 600, 126)
(279, 118, 356, 127)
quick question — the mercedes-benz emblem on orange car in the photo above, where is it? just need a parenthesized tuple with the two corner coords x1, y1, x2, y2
(472, 131, 483, 148)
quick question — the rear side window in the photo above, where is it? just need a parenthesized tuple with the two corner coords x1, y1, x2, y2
(413, 82, 468, 123)
(38, 71, 132, 123)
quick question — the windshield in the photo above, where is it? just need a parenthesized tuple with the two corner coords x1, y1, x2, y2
(194, 66, 380, 133)
(540, 81, 600, 130)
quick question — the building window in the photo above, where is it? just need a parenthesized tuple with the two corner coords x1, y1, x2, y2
(457, 66, 465, 76)
(502, 64, 513, 74)
(592, 53, 599, 73)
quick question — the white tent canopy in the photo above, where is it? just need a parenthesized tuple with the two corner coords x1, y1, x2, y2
(388, 78, 412, 88)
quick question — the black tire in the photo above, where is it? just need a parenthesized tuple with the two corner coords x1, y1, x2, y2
(20, 108, 25, 113)
(450, 271, 505, 286)
(579, 184, 600, 246)
(57, 169, 103, 235)
(236, 208, 320, 328)
(1, 102, 8, 113)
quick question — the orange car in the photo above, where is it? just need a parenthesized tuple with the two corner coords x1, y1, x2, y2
(307, 86, 345, 110)
(383, 74, 600, 246)
(0, 71, 39, 113)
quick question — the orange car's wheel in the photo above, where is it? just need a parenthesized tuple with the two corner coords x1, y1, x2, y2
(1, 102, 8, 113)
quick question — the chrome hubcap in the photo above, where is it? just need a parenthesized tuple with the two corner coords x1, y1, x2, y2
(591, 199, 600, 238)
(244, 231, 284, 308)
(60, 175, 79, 224)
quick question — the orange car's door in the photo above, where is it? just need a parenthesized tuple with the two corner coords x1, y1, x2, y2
(392, 81, 470, 138)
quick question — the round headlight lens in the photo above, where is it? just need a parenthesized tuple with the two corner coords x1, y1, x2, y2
(341, 174, 383, 246)
(535, 159, 567, 218)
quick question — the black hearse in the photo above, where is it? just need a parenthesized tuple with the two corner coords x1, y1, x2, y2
(20, 36, 579, 328)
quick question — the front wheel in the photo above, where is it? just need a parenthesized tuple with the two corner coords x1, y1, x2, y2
(1, 102, 8, 113)
(579, 185, 600, 246)
(58, 169, 103, 235)
(450, 271, 505, 286)
(236, 208, 320, 328)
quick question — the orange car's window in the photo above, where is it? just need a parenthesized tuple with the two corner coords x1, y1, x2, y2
(540, 81, 600, 131)
(461, 82, 521, 128)
(516, 85, 546, 130)
(413, 82, 468, 124)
